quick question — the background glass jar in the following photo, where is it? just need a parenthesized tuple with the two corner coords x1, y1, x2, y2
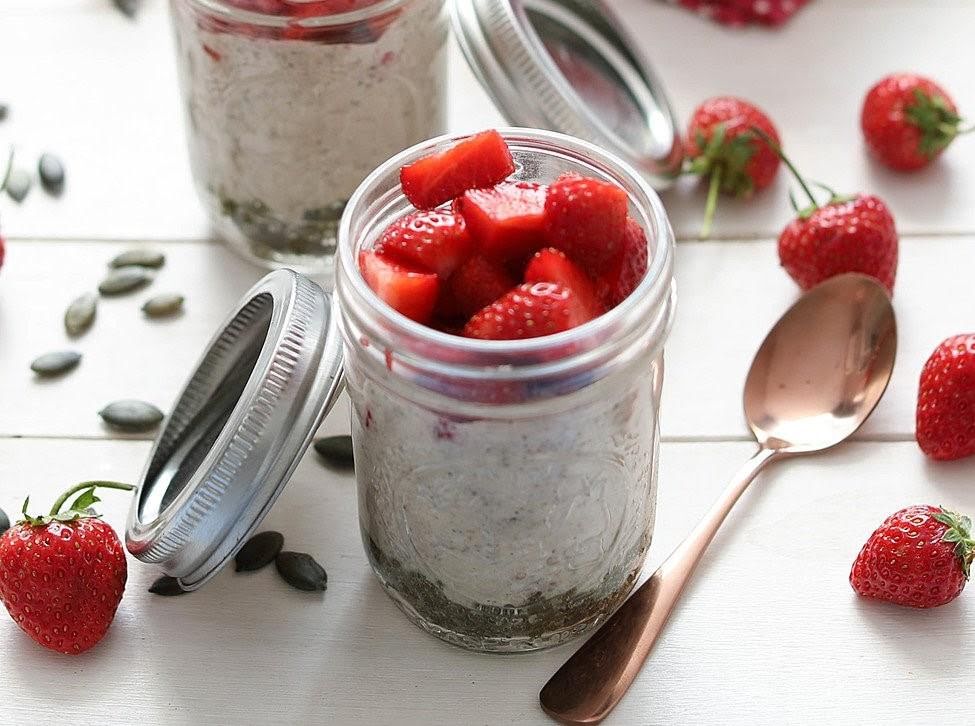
(170, 0, 449, 276)
(335, 129, 676, 652)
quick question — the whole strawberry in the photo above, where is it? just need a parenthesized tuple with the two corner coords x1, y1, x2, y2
(850, 505, 972, 608)
(685, 96, 781, 237)
(861, 73, 969, 171)
(916, 334, 975, 461)
(757, 129, 899, 294)
(0, 481, 134, 654)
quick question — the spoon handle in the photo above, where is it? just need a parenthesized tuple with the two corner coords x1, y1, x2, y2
(539, 446, 779, 725)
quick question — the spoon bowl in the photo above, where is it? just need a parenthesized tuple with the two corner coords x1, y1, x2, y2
(540, 273, 897, 724)
(745, 273, 897, 452)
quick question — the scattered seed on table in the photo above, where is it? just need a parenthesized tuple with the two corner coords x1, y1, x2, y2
(0, 508, 9, 536)
(99, 399, 164, 432)
(30, 351, 82, 377)
(142, 293, 184, 318)
(112, 0, 140, 17)
(98, 267, 154, 295)
(235, 531, 284, 572)
(110, 248, 165, 269)
(275, 551, 327, 592)
(38, 153, 65, 194)
(148, 575, 187, 596)
(313, 435, 354, 470)
(4, 168, 30, 203)
(64, 292, 98, 336)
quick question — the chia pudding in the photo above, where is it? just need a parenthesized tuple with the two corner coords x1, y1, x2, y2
(335, 130, 676, 652)
(170, 0, 449, 273)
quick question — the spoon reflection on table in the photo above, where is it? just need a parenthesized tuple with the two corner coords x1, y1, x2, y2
(540, 273, 897, 724)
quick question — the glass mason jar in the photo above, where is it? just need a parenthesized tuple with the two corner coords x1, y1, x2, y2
(169, 0, 449, 276)
(334, 129, 676, 652)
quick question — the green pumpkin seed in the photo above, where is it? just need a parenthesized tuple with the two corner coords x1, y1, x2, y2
(275, 551, 327, 592)
(142, 293, 184, 318)
(109, 248, 165, 269)
(98, 267, 153, 296)
(313, 435, 354, 470)
(4, 167, 30, 203)
(99, 399, 164, 431)
(0, 508, 9, 536)
(235, 531, 284, 572)
(64, 292, 98, 336)
(31, 350, 82, 377)
(38, 153, 64, 194)
(148, 575, 187, 596)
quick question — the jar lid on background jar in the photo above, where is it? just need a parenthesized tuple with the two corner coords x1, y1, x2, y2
(451, 0, 683, 187)
(125, 270, 344, 589)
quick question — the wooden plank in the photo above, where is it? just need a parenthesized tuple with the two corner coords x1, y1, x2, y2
(0, 438, 971, 723)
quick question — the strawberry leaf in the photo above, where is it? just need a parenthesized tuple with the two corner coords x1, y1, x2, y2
(68, 487, 100, 513)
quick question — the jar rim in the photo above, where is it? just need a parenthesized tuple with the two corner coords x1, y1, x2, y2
(337, 127, 675, 368)
(185, 0, 410, 27)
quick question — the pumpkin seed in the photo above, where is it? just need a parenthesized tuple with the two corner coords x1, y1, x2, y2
(275, 551, 327, 592)
(313, 435, 354, 470)
(109, 248, 165, 269)
(64, 292, 98, 336)
(148, 576, 187, 596)
(98, 267, 153, 295)
(235, 531, 284, 572)
(4, 167, 30, 203)
(38, 153, 65, 194)
(0, 508, 9, 536)
(31, 351, 82, 377)
(99, 399, 164, 431)
(142, 293, 184, 318)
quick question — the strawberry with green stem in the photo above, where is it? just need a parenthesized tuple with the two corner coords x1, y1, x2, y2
(752, 127, 899, 294)
(0, 481, 134, 654)
(685, 97, 782, 238)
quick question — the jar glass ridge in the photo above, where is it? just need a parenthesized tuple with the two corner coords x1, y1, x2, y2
(335, 128, 676, 652)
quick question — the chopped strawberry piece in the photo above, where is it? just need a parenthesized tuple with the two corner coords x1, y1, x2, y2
(457, 182, 547, 262)
(374, 208, 473, 278)
(400, 130, 516, 210)
(524, 248, 604, 317)
(543, 175, 628, 272)
(595, 218, 649, 308)
(358, 251, 439, 324)
(438, 255, 515, 320)
(462, 282, 596, 340)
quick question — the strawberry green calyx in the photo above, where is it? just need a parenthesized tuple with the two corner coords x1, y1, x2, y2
(934, 507, 975, 579)
(688, 124, 759, 196)
(906, 89, 969, 157)
(19, 481, 135, 527)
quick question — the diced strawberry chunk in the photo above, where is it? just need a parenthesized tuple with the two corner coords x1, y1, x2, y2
(544, 175, 628, 272)
(374, 208, 473, 278)
(524, 248, 604, 317)
(457, 182, 547, 262)
(358, 251, 439, 324)
(437, 254, 515, 320)
(462, 282, 596, 340)
(400, 130, 516, 210)
(595, 218, 649, 308)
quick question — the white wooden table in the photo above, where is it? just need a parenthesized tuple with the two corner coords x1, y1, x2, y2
(2, 1, 974, 723)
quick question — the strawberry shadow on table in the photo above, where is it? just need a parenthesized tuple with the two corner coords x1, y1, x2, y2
(862, 158, 958, 233)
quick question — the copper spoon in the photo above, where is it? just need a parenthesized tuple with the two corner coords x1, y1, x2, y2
(540, 273, 897, 724)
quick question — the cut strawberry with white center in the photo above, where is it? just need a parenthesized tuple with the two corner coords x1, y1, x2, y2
(524, 247, 603, 317)
(458, 181, 547, 262)
(374, 208, 473, 278)
(437, 254, 515, 321)
(462, 282, 596, 340)
(358, 251, 439, 324)
(400, 130, 516, 210)
(543, 175, 628, 273)
(595, 218, 649, 308)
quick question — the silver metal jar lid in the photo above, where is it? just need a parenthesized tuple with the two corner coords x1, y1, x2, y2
(451, 0, 683, 187)
(125, 270, 344, 589)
